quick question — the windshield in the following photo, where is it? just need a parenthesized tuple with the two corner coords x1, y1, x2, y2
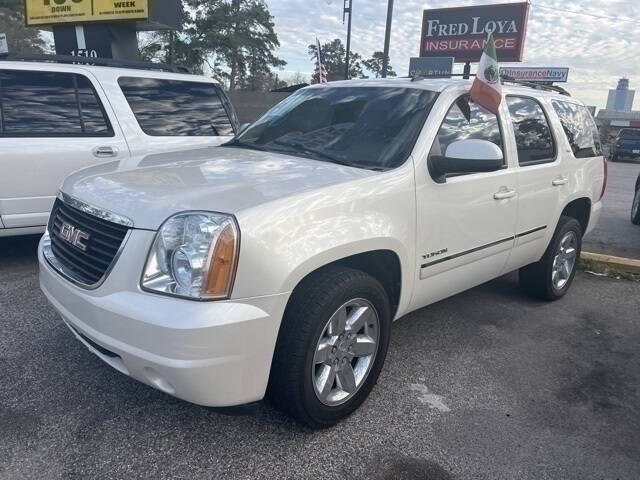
(619, 129, 640, 140)
(227, 86, 438, 170)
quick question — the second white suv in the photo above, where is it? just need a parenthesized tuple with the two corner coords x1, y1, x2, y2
(0, 56, 239, 237)
(39, 78, 606, 428)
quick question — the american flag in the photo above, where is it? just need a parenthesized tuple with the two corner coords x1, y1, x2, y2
(315, 38, 328, 84)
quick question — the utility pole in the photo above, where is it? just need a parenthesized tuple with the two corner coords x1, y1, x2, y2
(381, 0, 393, 78)
(344, 0, 353, 80)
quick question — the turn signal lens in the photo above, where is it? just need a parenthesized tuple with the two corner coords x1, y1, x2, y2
(205, 223, 239, 298)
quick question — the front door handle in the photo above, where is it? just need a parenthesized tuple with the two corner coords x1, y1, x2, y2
(93, 146, 118, 158)
(552, 176, 569, 186)
(494, 187, 517, 200)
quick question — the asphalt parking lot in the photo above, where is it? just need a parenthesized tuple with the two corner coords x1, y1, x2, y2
(1, 235, 639, 480)
(583, 160, 640, 259)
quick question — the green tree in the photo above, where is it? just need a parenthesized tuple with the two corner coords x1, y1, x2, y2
(138, 31, 207, 75)
(137, 4, 207, 74)
(0, 0, 45, 53)
(362, 51, 396, 78)
(308, 38, 363, 83)
(188, 0, 285, 91)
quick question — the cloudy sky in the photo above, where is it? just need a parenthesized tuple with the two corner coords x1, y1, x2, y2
(268, 0, 640, 109)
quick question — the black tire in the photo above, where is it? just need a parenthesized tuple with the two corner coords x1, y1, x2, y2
(519, 216, 583, 301)
(632, 186, 640, 225)
(267, 265, 391, 429)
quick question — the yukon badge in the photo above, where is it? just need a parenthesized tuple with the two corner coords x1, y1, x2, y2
(59, 222, 90, 252)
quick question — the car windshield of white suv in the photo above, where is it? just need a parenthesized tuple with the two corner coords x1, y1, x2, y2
(227, 86, 439, 171)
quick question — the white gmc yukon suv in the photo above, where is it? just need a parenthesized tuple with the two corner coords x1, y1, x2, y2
(39, 78, 606, 428)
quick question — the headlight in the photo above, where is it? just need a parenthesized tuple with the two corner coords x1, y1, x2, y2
(141, 212, 239, 300)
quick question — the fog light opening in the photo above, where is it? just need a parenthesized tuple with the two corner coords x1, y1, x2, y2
(143, 367, 176, 395)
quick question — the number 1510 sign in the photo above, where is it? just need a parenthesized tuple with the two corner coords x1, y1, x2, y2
(25, 0, 149, 26)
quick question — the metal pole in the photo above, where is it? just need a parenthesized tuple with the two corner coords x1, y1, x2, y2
(463, 61, 471, 80)
(344, 0, 353, 80)
(381, 0, 393, 78)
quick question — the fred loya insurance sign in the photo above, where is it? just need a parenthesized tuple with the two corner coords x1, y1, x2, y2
(420, 2, 530, 63)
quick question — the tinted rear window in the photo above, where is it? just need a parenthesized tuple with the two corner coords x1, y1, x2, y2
(119, 77, 234, 137)
(552, 100, 602, 158)
(0, 69, 112, 137)
(507, 96, 555, 165)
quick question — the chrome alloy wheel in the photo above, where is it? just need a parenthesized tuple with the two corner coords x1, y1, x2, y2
(552, 231, 578, 291)
(312, 299, 380, 406)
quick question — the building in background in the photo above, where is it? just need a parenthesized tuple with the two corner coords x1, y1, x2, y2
(596, 78, 639, 151)
(606, 78, 635, 112)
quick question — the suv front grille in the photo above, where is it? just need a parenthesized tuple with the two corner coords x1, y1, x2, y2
(47, 198, 129, 286)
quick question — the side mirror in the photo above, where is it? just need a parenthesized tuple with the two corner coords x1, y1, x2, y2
(429, 139, 504, 184)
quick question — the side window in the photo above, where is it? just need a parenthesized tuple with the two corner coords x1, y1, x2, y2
(506, 96, 555, 165)
(552, 100, 602, 158)
(76, 75, 113, 136)
(118, 77, 235, 137)
(429, 95, 504, 165)
(0, 70, 112, 137)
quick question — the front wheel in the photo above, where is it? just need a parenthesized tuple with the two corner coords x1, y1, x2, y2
(267, 266, 391, 428)
(632, 186, 640, 225)
(520, 216, 583, 301)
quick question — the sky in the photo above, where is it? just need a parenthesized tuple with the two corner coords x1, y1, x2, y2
(267, 0, 640, 109)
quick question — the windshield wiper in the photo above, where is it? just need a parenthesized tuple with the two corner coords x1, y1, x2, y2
(272, 140, 353, 167)
(225, 139, 269, 152)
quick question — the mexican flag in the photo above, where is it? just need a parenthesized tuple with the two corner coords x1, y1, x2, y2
(470, 33, 502, 114)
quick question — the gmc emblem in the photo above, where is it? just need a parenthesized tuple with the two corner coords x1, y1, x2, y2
(59, 222, 90, 252)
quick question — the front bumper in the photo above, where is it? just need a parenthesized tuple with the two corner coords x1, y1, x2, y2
(38, 231, 289, 407)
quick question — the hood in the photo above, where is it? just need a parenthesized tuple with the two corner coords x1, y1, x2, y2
(61, 146, 376, 230)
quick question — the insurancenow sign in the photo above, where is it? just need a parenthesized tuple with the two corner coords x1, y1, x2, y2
(25, 0, 149, 26)
(499, 67, 569, 83)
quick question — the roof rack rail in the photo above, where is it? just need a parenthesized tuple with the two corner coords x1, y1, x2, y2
(403, 73, 571, 96)
(0, 53, 191, 74)
(500, 75, 571, 96)
(404, 73, 476, 82)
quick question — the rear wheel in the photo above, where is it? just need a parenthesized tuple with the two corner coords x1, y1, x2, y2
(267, 266, 391, 428)
(520, 216, 582, 301)
(632, 186, 640, 225)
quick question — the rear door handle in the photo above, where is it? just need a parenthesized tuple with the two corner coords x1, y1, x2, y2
(93, 146, 118, 158)
(494, 187, 517, 200)
(552, 176, 569, 186)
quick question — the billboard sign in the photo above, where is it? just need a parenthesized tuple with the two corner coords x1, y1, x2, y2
(409, 57, 454, 78)
(420, 2, 530, 63)
(25, 0, 149, 26)
(499, 66, 569, 83)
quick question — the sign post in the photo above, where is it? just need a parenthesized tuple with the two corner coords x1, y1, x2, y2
(420, 2, 530, 66)
(23, 0, 181, 61)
